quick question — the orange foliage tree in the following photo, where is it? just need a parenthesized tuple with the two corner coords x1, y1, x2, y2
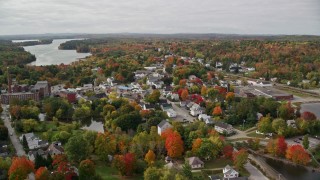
(212, 106, 222, 116)
(144, 150, 156, 165)
(8, 156, 35, 180)
(286, 145, 310, 165)
(113, 153, 136, 176)
(181, 89, 189, 101)
(192, 138, 202, 153)
(223, 145, 234, 159)
(35, 167, 49, 180)
(225, 92, 235, 102)
(161, 129, 184, 158)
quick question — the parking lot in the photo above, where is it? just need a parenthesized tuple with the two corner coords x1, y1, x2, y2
(286, 136, 320, 149)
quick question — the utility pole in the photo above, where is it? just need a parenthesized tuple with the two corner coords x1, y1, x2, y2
(7, 67, 11, 94)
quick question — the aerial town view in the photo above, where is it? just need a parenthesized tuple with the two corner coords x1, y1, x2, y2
(0, 0, 320, 180)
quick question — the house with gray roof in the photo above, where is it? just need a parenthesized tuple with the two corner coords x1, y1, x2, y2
(187, 156, 204, 169)
(157, 120, 172, 135)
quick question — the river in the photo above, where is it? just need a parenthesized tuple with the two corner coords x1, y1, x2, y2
(264, 157, 320, 180)
(22, 39, 91, 66)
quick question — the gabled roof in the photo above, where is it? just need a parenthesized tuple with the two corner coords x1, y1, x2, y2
(215, 122, 232, 130)
(158, 120, 171, 128)
(187, 156, 204, 166)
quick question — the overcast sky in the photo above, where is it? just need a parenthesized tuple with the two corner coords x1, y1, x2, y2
(0, 0, 319, 35)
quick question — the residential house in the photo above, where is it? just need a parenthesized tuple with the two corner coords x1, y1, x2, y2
(47, 141, 64, 156)
(223, 165, 239, 179)
(20, 133, 49, 150)
(165, 109, 177, 118)
(157, 120, 172, 135)
(214, 122, 234, 135)
(28, 149, 47, 162)
(143, 104, 156, 111)
(187, 157, 204, 169)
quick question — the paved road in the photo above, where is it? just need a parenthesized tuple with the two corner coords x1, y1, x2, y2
(245, 162, 269, 180)
(1, 105, 26, 156)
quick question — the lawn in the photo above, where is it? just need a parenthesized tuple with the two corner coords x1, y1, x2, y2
(247, 132, 265, 138)
(95, 163, 119, 180)
(204, 158, 233, 169)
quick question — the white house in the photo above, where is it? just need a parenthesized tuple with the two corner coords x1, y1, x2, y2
(166, 109, 177, 118)
(223, 165, 239, 179)
(198, 114, 211, 121)
(157, 120, 172, 135)
(187, 157, 204, 169)
(214, 122, 234, 135)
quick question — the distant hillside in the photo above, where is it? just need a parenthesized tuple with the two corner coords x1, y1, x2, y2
(0, 40, 36, 65)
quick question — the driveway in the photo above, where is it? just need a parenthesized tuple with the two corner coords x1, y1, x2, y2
(170, 102, 195, 123)
(1, 105, 26, 156)
(245, 162, 269, 180)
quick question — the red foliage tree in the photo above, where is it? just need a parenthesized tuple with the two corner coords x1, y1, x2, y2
(276, 136, 288, 157)
(301, 111, 317, 121)
(52, 154, 77, 180)
(286, 145, 310, 165)
(223, 145, 234, 159)
(35, 167, 49, 180)
(112, 153, 136, 176)
(161, 129, 184, 158)
(8, 156, 35, 180)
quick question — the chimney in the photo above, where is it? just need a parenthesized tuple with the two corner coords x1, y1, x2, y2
(7, 67, 11, 93)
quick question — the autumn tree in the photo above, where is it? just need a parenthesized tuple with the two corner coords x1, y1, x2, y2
(223, 145, 234, 159)
(162, 129, 184, 158)
(233, 149, 248, 169)
(226, 92, 235, 102)
(180, 89, 189, 101)
(94, 132, 117, 161)
(301, 111, 317, 121)
(276, 136, 288, 157)
(278, 102, 295, 120)
(286, 145, 310, 165)
(144, 150, 156, 165)
(212, 106, 222, 116)
(8, 156, 35, 180)
(112, 153, 136, 176)
(79, 159, 96, 180)
(35, 167, 49, 180)
(201, 86, 207, 96)
(191, 138, 202, 153)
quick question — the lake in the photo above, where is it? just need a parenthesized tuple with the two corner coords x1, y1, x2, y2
(23, 39, 91, 66)
(300, 103, 320, 119)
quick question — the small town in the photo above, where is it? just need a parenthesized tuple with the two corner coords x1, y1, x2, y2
(0, 1, 320, 180)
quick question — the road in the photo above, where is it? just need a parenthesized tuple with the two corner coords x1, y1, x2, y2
(1, 105, 26, 156)
(245, 162, 269, 180)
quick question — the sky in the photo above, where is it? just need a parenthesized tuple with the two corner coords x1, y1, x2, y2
(0, 0, 319, 35)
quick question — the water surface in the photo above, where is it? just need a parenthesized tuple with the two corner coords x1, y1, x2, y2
(23, 39, 91, 66)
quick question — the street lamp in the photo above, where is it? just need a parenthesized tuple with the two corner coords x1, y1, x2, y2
(243, 119, 246, 130)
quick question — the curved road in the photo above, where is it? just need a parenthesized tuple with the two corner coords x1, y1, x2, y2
(1, 105, 26, 156)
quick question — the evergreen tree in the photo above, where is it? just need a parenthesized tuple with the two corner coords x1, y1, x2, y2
(46, 154, 53, 170)
(182, 162, 193, 180)
(22, 135, 29, 150)
(303, 135, 309, 149)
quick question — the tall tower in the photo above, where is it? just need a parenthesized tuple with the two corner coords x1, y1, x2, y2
(7, 67, 11, 93)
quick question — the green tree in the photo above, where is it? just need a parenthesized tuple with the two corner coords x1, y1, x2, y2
(144, 167, 161, 180)
(0, 125, 8, 140)
(146, 90, 161, 104)
(272, 118, 287, 136)
(65, 135, 90, 163)
(79, 159, 96, 180)
(257, 116, 272, 133)
(22, 135, 29, 150)
(303, 135, 309, 149)
(182, 162, 193, 179)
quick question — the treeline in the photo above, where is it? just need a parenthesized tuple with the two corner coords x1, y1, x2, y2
(58, 39, 109, 53)
(13, 39, 53, 46)
(0, 41, 36, 65)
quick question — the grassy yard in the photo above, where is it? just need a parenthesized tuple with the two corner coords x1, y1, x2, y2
(247, 132, 265, 138)
(204, 158, 233, 169)
(95, 163, 120, 180)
